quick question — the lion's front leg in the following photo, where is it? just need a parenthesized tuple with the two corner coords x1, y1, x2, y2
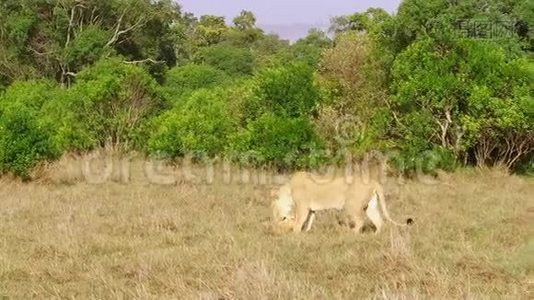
(303, 211, 316, 232)
(347, 210, 365, 234)
(292, 205, 310, 233)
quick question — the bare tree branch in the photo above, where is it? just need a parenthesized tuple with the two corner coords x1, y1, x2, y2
(65, 5, 77, 47)
(123, 58, 164, 64)
(106, 11, 145, 48)
(27, 46, 53, 57)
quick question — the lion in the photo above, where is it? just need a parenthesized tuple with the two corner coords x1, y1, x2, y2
(270, 182, 293, 223)
(271, 171, 413, 234)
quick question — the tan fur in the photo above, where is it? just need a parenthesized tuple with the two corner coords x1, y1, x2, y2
(269, 183, 295, 234)
(271, 171, 412, 234)
(270, 183, 293, 222)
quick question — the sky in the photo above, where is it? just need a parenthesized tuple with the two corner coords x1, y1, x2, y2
(178, 0, 403, 41)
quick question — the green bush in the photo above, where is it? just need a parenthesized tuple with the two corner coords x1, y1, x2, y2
(195, 44, 255, 76)
(251, 62, 320, 118)
(517, 154, 534, 176)
(229, 114, 325, 169)
(148, 88, 239, 158)
(65, 25, 109, 69)
(39, 88, 94, 151)
(69, 57, 164, 150)
(391, 37, 533, 171)
(391, 146, 458, 176)
(274, 29, 332, 67)
(0, 81, 62, 178)
(163, 64, 229, 102)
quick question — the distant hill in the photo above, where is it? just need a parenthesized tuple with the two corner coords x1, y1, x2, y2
(259, 23, 329, 42)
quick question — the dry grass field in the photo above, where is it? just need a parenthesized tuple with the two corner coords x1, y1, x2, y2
(0, 158, 533, 299)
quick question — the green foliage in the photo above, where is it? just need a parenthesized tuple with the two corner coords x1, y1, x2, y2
(194, 15, 228, 47)
(251, 34, 291, 68)
(163, 64, 229, 101)
(252, 62, 320, 118)
(148, 88, 238, 158)
(195, 44, 255, 76)
(0, 0, 185, 86)
(65, 25, 109, 68)
(40, 88, 94, 152)
(275, 29, 332, 66)
(331, 8, 391, 35)
(2, 7, 36, 54)
(517, 154, 534, 176)
(392, 37, 533, 169)
(229, 114, 324, 169)
(391, 145, 458, 175)
(69, 57, 164, 149)
(233, 10, 257, 30)
(392, 0, 527, 54)
(0, 0, 533, 178)
(0, 81, 62, 178)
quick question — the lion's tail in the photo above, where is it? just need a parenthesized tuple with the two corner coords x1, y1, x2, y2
(375, 184, 412, 227)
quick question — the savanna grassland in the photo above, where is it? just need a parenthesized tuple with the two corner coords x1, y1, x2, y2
(1, 160, 532, 299)
(0, 2, 533, 298)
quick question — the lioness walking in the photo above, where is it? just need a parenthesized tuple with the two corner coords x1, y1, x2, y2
(272, 172, 413, 233)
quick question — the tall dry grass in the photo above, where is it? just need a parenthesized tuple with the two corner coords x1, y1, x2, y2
(0, 156, 532, 299)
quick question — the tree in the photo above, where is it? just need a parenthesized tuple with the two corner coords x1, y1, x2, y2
(195, 44, 255, 76)
(392, 0, 527, 54)
(68, 57, 164, 150)
(252, 62, 320, 118)
(0, 80, 63, 178)
(251, 33, 290, 68)
(149, 88, 239, 158)
(163, 64, 229, 102)
(194, 15, 228, 47)
(391, 37, 533, 170)
(0, 0, 186, 86)
(233, 10, 256, 30)
(317, 31, 390, 154)
(276, 29, 332, 67)
(229, 114, 324, 169)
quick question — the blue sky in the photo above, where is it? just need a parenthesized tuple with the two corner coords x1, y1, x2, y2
(178, 0, 403, 40)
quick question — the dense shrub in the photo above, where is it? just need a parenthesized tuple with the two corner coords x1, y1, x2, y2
(0, 1, 532, 179)
(195, 44, 255, 76)
(274, 29, 332, 67)
(517, 154, 534, 176)
(392, 37, 533, 171)
(68, 57, 164, 150)
(64, 25, 109, 70)
(316, 32, 392, 155)
(0, 81, 62, 178)
(229, 114, 325, 169)
(163, 64, 229, 101)
(39, 88, 94, 151)
(148, 88, 239, 158)
(251, 62, 320, 118)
